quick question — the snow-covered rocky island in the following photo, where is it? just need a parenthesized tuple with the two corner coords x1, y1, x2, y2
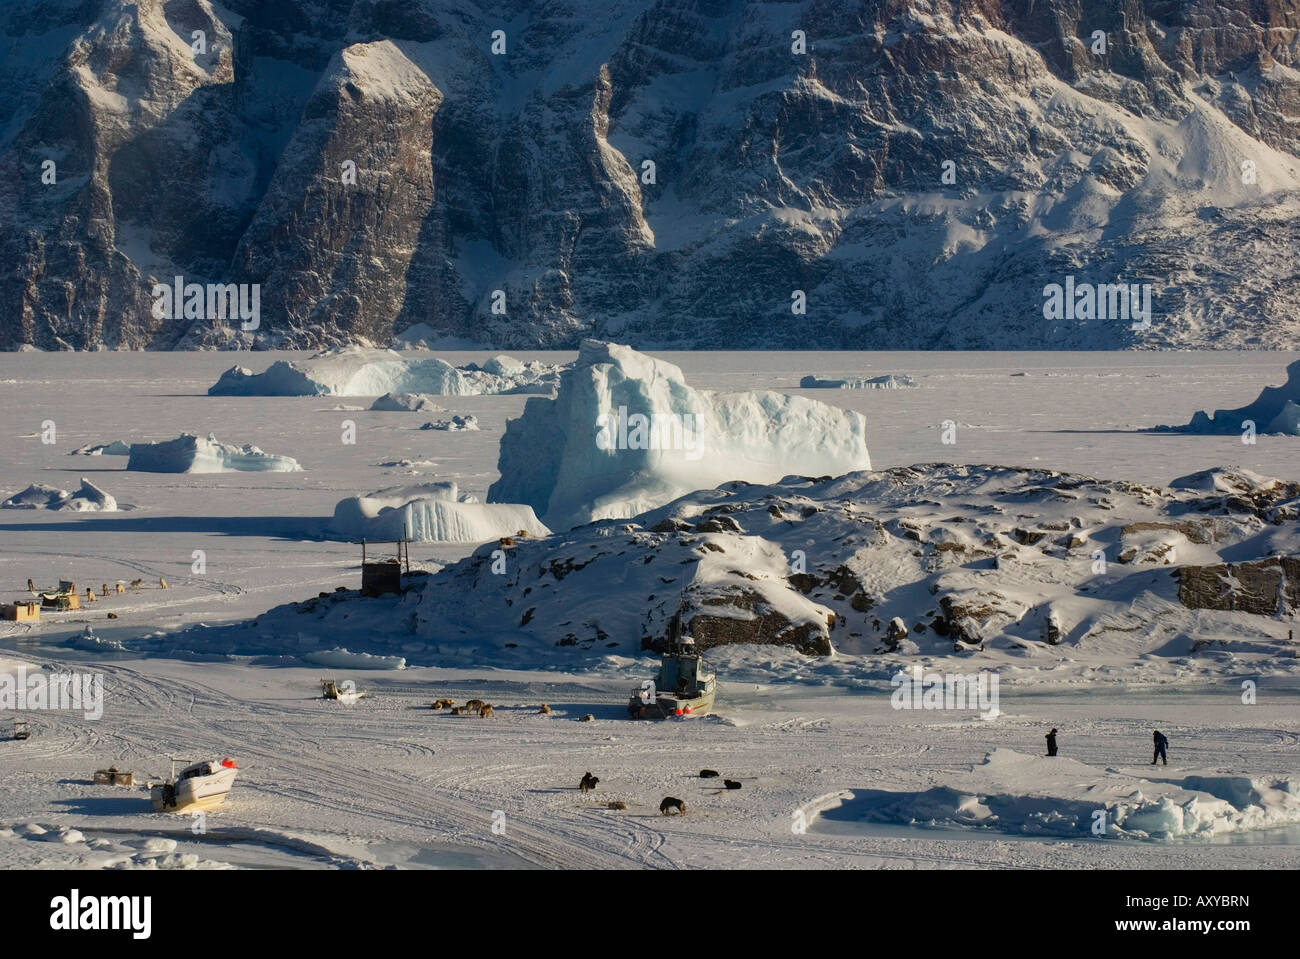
(164, 461, 1300, 679)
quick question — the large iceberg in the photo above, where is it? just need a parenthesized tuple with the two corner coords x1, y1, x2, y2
(127, 434, 302, 473)
(209, 347, 561, 397)
(1, 477, 118, 511)
(488, 341, 873, 530)
(1163, 359, 1300, 436)
(329, 482, 549, 543)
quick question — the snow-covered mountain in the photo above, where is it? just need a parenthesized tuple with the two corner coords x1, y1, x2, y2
(3, 0, 1299, 351)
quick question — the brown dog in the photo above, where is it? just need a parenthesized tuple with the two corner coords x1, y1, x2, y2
(660, 797, 685, 816)
(479, 705, 494, 718)
(579, 772, 599, 793)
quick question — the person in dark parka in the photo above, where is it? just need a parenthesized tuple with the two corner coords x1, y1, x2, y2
(1152, 730, 1169, 766)
(1045, 728, 1058, 757)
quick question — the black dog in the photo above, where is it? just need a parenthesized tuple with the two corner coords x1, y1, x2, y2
(660, 796, 686, 815)
(579, 772, 599, 793)
(699, 769, 719, 778)
(723, 780, 742, 790)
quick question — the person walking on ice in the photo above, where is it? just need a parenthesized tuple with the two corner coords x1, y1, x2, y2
(1045, 728, 1058, 757)
(1151, 729, 1169, 766)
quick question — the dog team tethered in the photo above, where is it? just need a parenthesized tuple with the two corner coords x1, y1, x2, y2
(150, 757, 238, 813)
(629, 635, 716, 719)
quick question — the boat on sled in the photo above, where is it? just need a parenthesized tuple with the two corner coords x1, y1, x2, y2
(321, 678, 365, 703)
(628, 636, 716, 719)
(151, 757, 238, 813)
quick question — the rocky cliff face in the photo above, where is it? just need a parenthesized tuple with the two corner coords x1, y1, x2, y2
(3, 0, 1299, 351)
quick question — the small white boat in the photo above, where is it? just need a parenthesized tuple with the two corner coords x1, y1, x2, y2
(151, 758, 238, 813)
(321, 678, 364, 703)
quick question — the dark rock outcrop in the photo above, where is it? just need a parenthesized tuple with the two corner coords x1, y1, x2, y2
(4, 0, 1300, 350)
(1177, 557, 1300, 615)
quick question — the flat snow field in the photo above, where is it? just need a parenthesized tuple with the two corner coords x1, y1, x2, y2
(0, 350, 1297, 870)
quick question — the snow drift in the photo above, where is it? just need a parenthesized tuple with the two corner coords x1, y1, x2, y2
(304, 649, 406, 671)
(127, 434, 301, 473)
(1, 478, 118, 512)
(810, 749, 1300, 841)
(328, 482, 549, 543)
(208, 347, 561, 397)
(489, 341, 873, 530)
(1163, 359, 1300, 436)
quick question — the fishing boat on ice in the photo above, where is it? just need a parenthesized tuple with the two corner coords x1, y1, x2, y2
(629, 635, 716, 719)
(151, 757, 238, 813)
(321, 678, 364, 703)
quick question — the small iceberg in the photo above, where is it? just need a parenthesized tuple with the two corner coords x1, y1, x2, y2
(209, 347, 561, 397)
(800, 373, 917, 390)
(127, 434, 302, 473)
(2, 478, 118, 512)
(369, 392, 444, 412)
(68, 440, 131, 456)
(328, 482, 549, 543)
(421, 415, 479, 431)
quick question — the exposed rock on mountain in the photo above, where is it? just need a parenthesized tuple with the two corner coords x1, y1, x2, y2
(1178, 557, 1300, 615)
(4, 0, 1299, 350)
